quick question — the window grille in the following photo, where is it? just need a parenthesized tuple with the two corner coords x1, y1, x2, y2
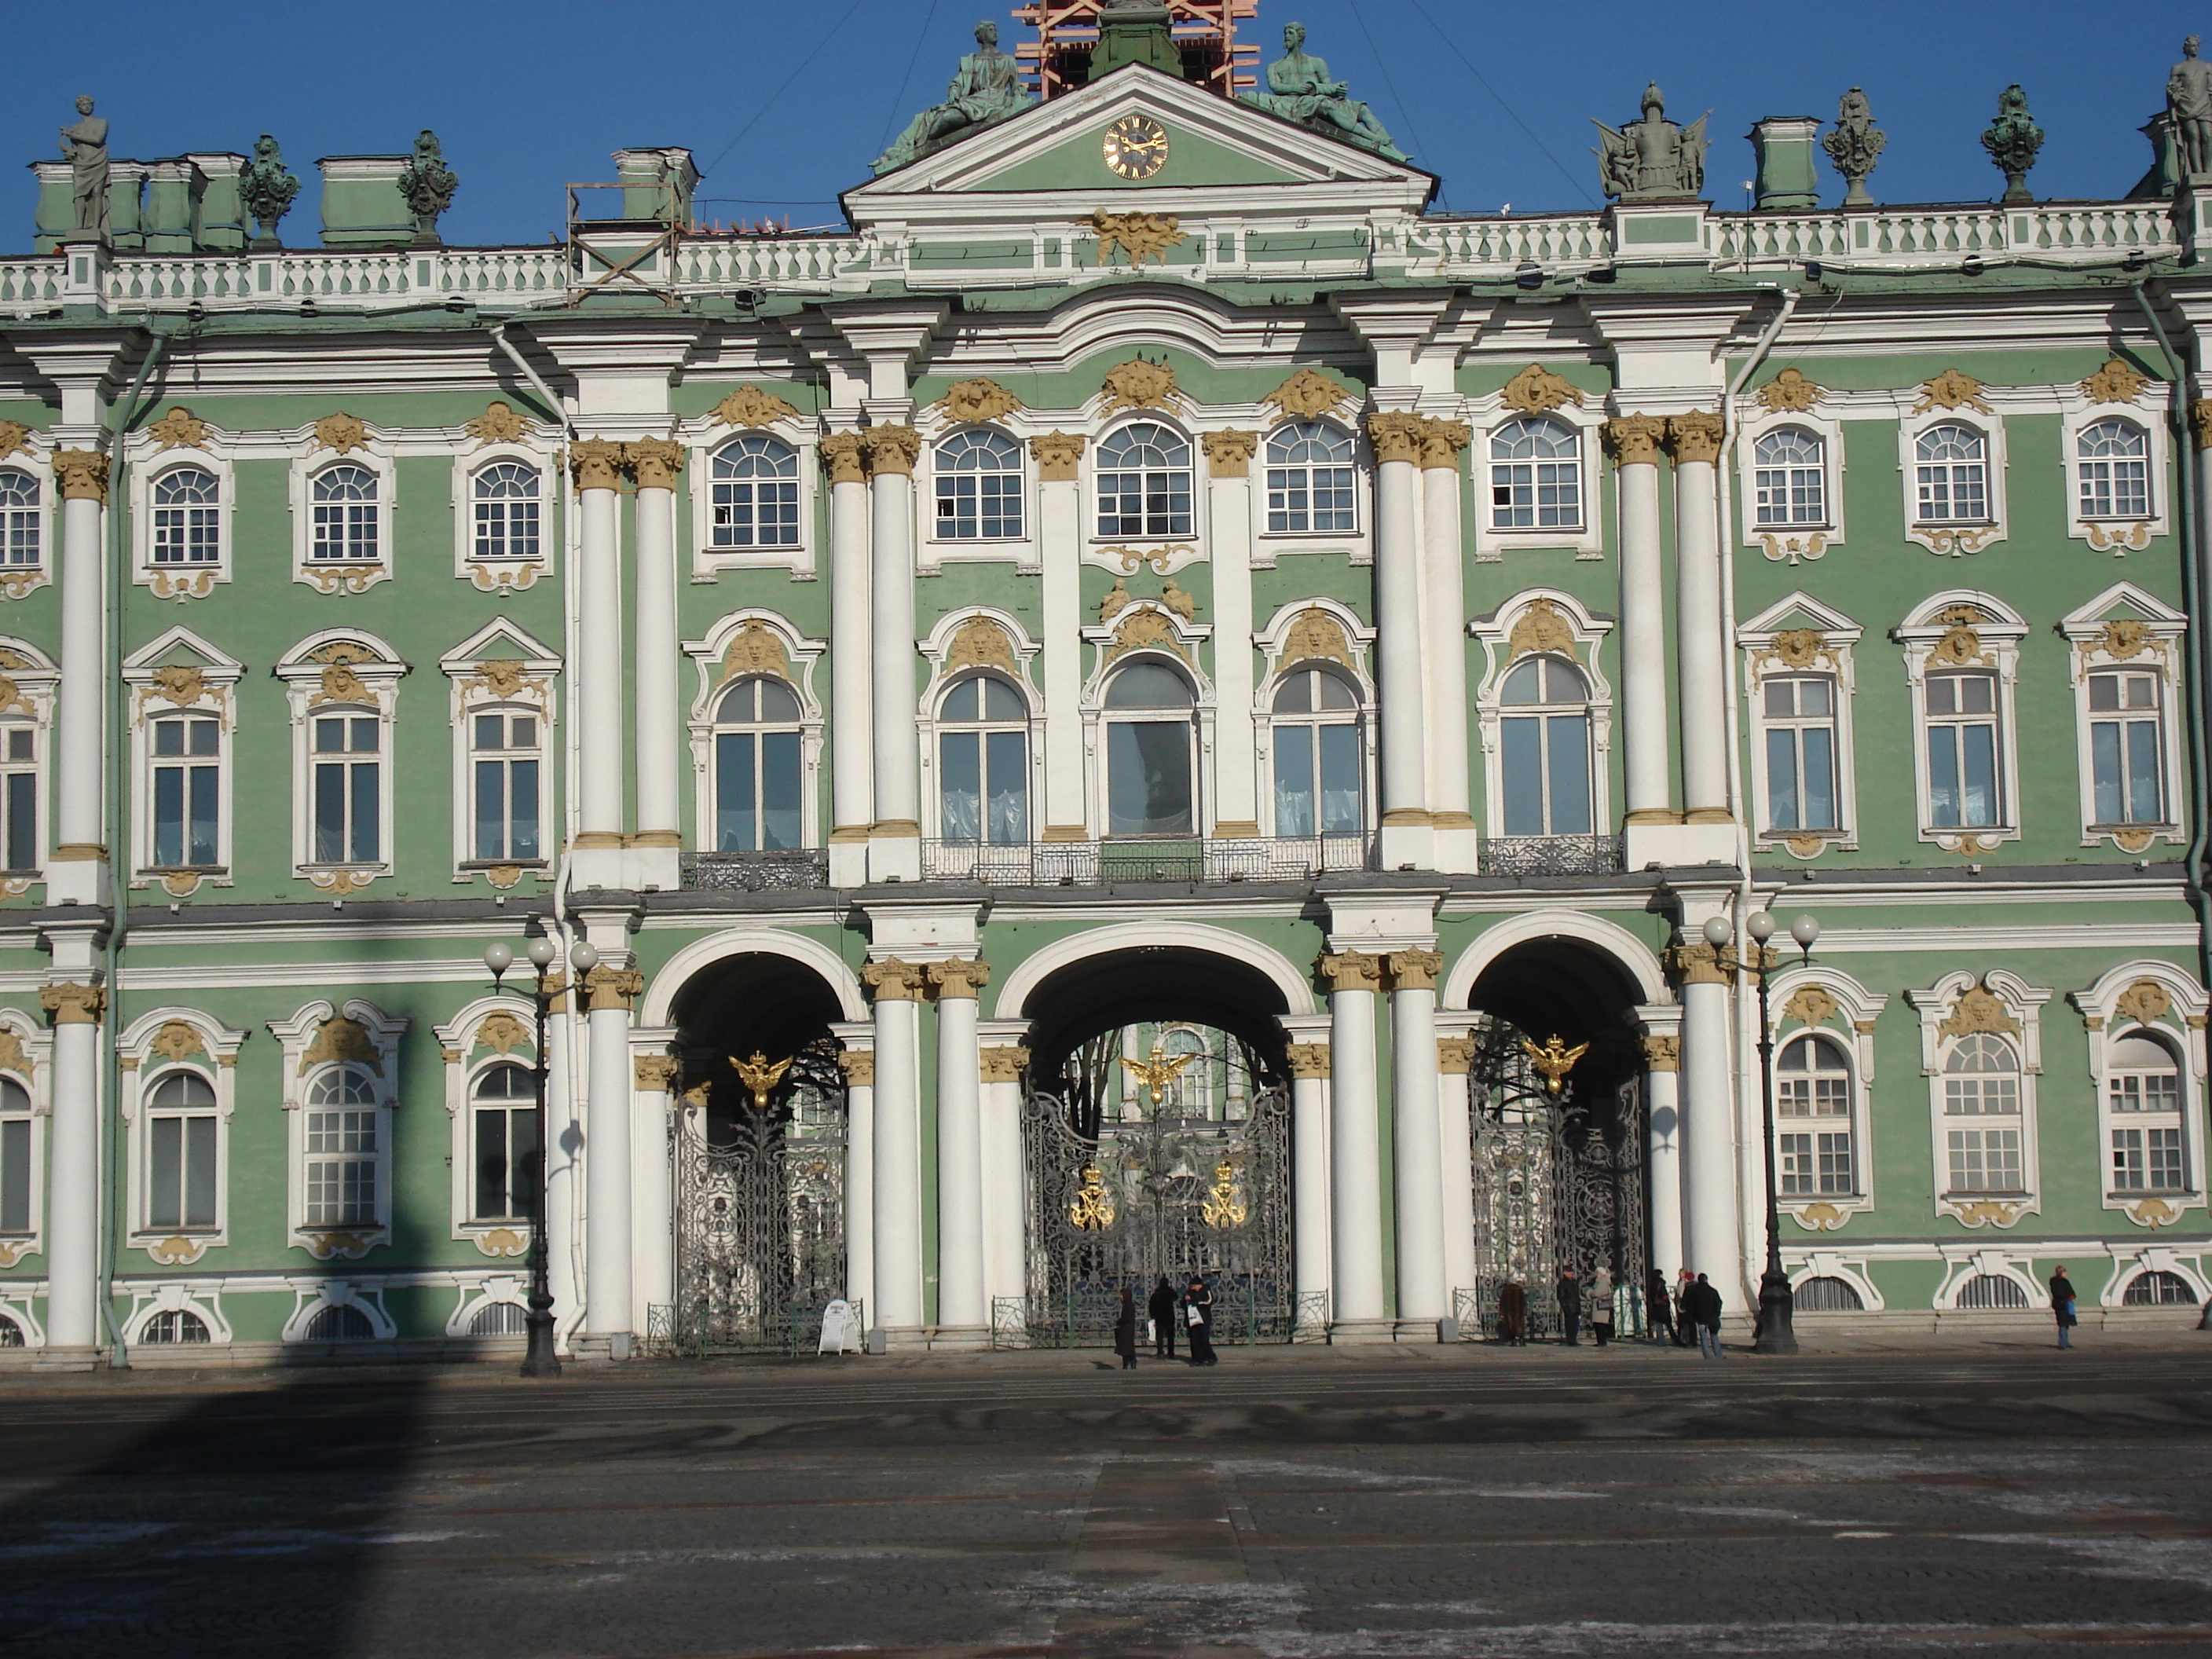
(712, 676, 804, 852)
(933, 430, 1023, 540)
(1096, 424, 1192, 538)
(0, 470, 38, 566)
(1752, 428, 1826, 526)
(310, 463, 380, 561)
(710, 435, 800, 548)
(1489, 416, 1581, 529)
(1955, 1273, 2028, 1310)
(2078, 419, 2150, 520)
(1264, 423, 1356, 533)
(152, 467, 220, 565)
(472, 461, 540, 561)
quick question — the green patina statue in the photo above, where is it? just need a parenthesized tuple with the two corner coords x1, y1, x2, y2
(1594, 82, 1709, 201)
(1981, 84, 2043, 204)
(1240, 22, 1407, 163)
(240, 134, 301, 251)
(873, 20, 1033, 176)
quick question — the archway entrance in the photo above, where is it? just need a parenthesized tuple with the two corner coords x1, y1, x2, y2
(1011, 947, 1300, 1347)
(1464, 936, 1648, 1340)
(661, 953, 848, 1354)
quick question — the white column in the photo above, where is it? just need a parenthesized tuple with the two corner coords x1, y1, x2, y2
(572, 443, 628, 851)
(1386, 951, 1446, 1329)
(628, 442, 683, 866)
(928, 960, 987, 1344)
(49, 455, 108, 906)
(1320, 951, 1388, 1338)
(1366, 416, 1430, 868)
(1033, 434, 1088, 842)
(1670, 415, 1729, 819)
(1610, 418, 1673, 827)
(834, 1042, 877, 1324)
(1639, 1005, 1686, 1283)
(979, 1040, 1030, 1317)
(628, 1052, 676, 1324)
(862, 961, 925, 1341)
(825, 433, 872, 884)
(581, 963, 639, 1348)
(38, 974, 104, 1356)
(1287, 1037, 1332, 1317)
(1436, 1024, 1479, 1316)
(1205, 434, 1259, 835)
(1676, 941, 1741, 1306)
(545, 980, 583, 1350)
(1420, 425, 1474, 871)
(866, 428, 921, 881)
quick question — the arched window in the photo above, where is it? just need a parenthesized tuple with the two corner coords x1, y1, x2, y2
(151, 467, 220, 565)
(1763, 676, 1839, 832)
(1776, 1034, 1854, 1196)
(2123, 1269, 2197, 1306)
(933, 430, 1023, 540)
(0, 1313, 21, 1346)
(309, 463, 380, 562)
(1943, 1032, 2023, 1196)
(1955, 1273, 2029, 1310)
(1914, 424, 1988, 523)
(471, 1062, 538, 1223)
(1097, 424, 1192, 538)
(937, 674, 1027, 844)
(0, 1076, 30, 1236)
(1498, 656, 1592, 836)
(2087, 665, 2166, 827)
(1265, 423, 1356, 533)
(2078, 419, 2150, 521)
(469, 1300, 529, 1335)
(1753, 428, 1826, 526)
(1795, 1276, 1864, 1312)
(303, 1304, 374, 1342)
(1924, 668, 2001, 830)
(712, 676, 804, 851)
(146, 1071, 218, 1231)
(142, 1308, 211, 1343)
(710, 434, 800, 548)
(303, 1068, 379, 1227)
(1102, 661, 1196, 836)
(472, 461, 540, 562)
(1271, 666, 1362, 838)
(0, 470, 38, 567)
(1489, 417, 1581, 530)
(2108, 1031, 2185, 1194)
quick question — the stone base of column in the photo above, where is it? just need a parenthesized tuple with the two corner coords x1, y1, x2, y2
(1376, 819, 1434, 871)
(867, 826, 921, 884)
(1624, 822, 1741, 871)
(1391, 1319, 1448, 1344)
(567, 844, 629, 892)
(32, 1345, 102, 1372)
(829, 836, 870, 888)
(569, 1333, 634, 1363)
(1328, 1317, 1398, 1346)
(873, 1324, 932, 1353)
(1430, 815, 1479, 874)
(43, 855, 109, 908)
(925, 1324, 992, 1353)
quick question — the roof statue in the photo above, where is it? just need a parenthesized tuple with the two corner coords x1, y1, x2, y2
(1821, 88, 1886, 208)
(1239, 21, 1408, 162)
(59, 96, 108, 239)
(240, 134, 300, 252)
(1981, 84, 2043, 204)
(1594, 82, 1708, 200)
(2170, 37, 2212, 180)
(397, 130, 459, 247)
(873, 20, 1035, 175)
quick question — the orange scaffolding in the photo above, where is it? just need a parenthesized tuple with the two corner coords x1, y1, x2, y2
(1011, 1, 1258, 101)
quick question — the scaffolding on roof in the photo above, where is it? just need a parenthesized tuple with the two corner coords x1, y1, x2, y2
(1012, 1, 1258, 102)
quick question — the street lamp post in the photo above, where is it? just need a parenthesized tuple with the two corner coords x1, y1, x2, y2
(485, 934, 596, 1379)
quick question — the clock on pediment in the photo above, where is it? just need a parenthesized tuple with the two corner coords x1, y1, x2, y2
(1103, 115, 1169, 180)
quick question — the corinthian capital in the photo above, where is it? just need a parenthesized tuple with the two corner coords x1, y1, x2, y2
(819, 431, 866, 485)
(861, 425, 921, 477)
(1384, 948, 1443, 992)
(860, 958, 927, 1002)
(627, 437, 685, 490)
(52, 449, 110, 504)
(1603, 415, 1667, 468)
(1286, 1041, 1331, 1079)
(583, 965, 645, 1012)
(40, 980, 107, 1025)
(567, 439, 628, 493)
(926, 958, 991, 1000)
(1317, 950, 1386, 994)
(1362, 411, 1426, 465)
(1665, 411, 1725, 467)
(1417, 418, 1472, 470)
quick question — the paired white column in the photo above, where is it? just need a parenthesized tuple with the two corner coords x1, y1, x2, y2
(1675, 936, 1741, 1303)
(571, 444, 628, 851)
(928, 960, 989, 1343)
(825, 433, 872, 882)
(1609, 418, 1673, 826)
(1436, 1025, 1479, 1314)
(1639, 1005, 1686, 1282)
(1419, 424, 1474, 870)
(1286, 1038, 1332, 1317)
(628, 1049, 676, 1322)
(38, 974, 104, 1355)
(581, 961, 641, 1346)
(1319, 951, 1387, 1336)
(979, 1041, 1030, 1313)
(862, 960, 925, 1340)
(545, 980, 583, 1346)
(1386, 950, 1446, 1328)
(1669, 415, 1730, 820)
(833, 1033, 877, 1328)
(49, 455, 109, 905)
(1365, 416, 1430, 867)
(865, 428, 921, 880)
(1033, 434, 1088, 841)
(628, 442, 684, 859)
(1204, 434, 1259, 835)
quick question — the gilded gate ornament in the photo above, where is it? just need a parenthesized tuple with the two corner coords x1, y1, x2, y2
(1500, 364, 1584, 414)
(1120, 1040, 1199, 1107)
(1521, 1035, 1588, 1096)
(1200, 1160, 1248, 1228)
(1068, 1165, 1116, 1229)
(730, 1050, 794, 1111)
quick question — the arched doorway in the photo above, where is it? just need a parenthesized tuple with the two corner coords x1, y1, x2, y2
(1463, 935, 1650, 1339)
(663, 951, 851, 1353)
(1011, 944, 1302, 1346)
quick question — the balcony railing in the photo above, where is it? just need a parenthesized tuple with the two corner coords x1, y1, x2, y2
(680, 848, 829, 892)
(920, 834, 1372, 886)
(1476, 834, 1625, 877)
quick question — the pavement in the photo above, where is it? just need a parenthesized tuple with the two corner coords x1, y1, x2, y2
(5, 1330, 2212, 1657)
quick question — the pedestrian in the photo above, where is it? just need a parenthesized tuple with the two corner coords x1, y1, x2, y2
(1184, 1276, 1217, 1365)
(1646, 1267, 1674, 1344)
(1590, 1265, 1614, 1347)
(1674, 1269, 1698, 1348)
(1148, 1274, 1178, 1361)
(1114, 1285, 1138, 1369)
(1498, 1280, 1528, 1345)
(2050, 1265, 2078, 1350)
(1692, 1271, 1724, 1359)
(1556, 1266, 1580, 1346)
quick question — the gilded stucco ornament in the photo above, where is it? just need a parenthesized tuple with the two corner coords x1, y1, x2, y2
(1029, 431, 1085, 481)
(1594, 82, 1709, 200)
(2083, 617, 2156, 664)
(1949, 1199, 2022, 1229)
(0, 1029, 34, 1080)
(149, 1020, 205, 1063)
(1200, 429, 1258, 478)
(2087, 521, 2152, 555)
(2115, 979, 2174, 1027)
(715, 620, 792, 685)
(1097, 577, 1134, 624)
(1262, 368, 1354, 423)
(2192, 400, 2212, 452)
(240, 134, 301, 250)
(1105, 606, 1189, 664)
(148, 407, 209, 451)
(979, 1046, 1030, 1084)
(943, 615, 1016, 672)
(635, 1055, 681, 1093)
(627, 438, 684, 490)
(566, 439, 625, 492)
(1913, 370, 1991, 415)
(1100, 357, 1181, 413)
(1281, 607, 1351, 668)
(147, 1236, 205, 1266)
(1755, 368, 1824, 413)
(308, 643, 378, 706)
(861, 425, 921, 477)
(460, 659, 547, 701)
(818, 432, 865, 487)
(1096, 543, 1194, 574)
(1418, 419, 1470, 469)
(1090, 209, 1188, 268)
(474, 1012, 531, 1057)
(314, 413, 369, 455)
(1939, 982, 2020, 1038)
(301, 1015, 382, 1073)
(2126, 1196, 2181, 1229)
(1285, 1042, 1331, 1079)
(2081, 358, 2151, 405)
(309, 868, 378, 898)
(465, 401, 530, 448)
(1505, 598, 1579, 662)
(1603, 415, 1666, 468)
(859, 959, 927, 1002)
(1664, 411, 1724, 466)
(1362, 411, 1426, 465)
(1782, 984, 1841, 1029)
(1930, 622, 1990, 668)
(52, 451, 110, 505)
(1500, 364, 1584, 415)
(135, 664, 214, 716)
(0, 422, 30, 460)
(1980, 84, 2043, 205)
(1761, 628, 1833, 676)
(1792, 1202, 1848, 1232)
(711, 386, 803, 429)
(474, 1228, 528, 1258)
(1437, 1038, 1476, 1075)
(1159, 576, 1196, 622)
(1820, 89, 1886, 208)
(932, 379, 1024, 423)
(397, 130, 460, 247)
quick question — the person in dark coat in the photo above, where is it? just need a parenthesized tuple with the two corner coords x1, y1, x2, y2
(2050, 1265, 2078, 1350)
(1556, 1267, 1581, 1346)
(1148, 1275, 1178, 1360)
(1674, 1269, 1698, 1347)
(1184, 1276, 1217, 1365)
(1498, 1280, 1529, 1345)
(1690, 1271, 1724, 1359)
(1114, 1285, 1138, 1369)
(1646, 1267, 1674, 1344)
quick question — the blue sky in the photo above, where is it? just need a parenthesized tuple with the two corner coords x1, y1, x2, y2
(4, 1, 2203, 249)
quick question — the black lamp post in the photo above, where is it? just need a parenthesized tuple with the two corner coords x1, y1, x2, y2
(484, 934, 573, 1379)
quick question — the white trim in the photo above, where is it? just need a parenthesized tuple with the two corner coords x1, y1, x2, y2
(121, 628, 244, 895)
(1468, 588, 1614, 842)
(639, 928, 869, 1027)
(915, 419, 1039, 573)
(1766, 965, 1888, 1228)
(1906, 969, 2051, 1228)
(990, 921, 1320, 1023)
(438, 622, 561, 888)
(1253, 416, 1372, 564)
(2058, 583, 2188, 853)
(0, 454, 54, 601)
(280, 1279, 397, 1342)
(1469, 399, 1606, 562)
(1737, 404, 1848, 565)
(116, 1008, 247, 1264)
(130, 449, 234, 601)
(289, 445, 396, 595)
(917, 607, 1043, 843)
(122, 1282, 233, 1346)
(1896, 405, 2008, 558)
(1083, 412, 1210, 574)
(1935, 1248, 2045, 1310)
(1439, 909, 1668, 1010)
(683, 610, 826, 854)
(433, 995, 543, 1254)
(0, 635, 57, 884)
(1788, 1254, 1886, 1313)
(274, 630, 408, 892)
(450, 441, 556, 591)
(2097, 1244, 2212, 1309)
(1738, 592, 1862, 857)
(0, 1006, 49, 1271)
(2060, 398, 2168, 555)
(1895, 589, 2026, 854)
(1252, 599, 1377, 842)
(2070, 958, 2211, 1227)
(266, 998, 409, 1260)
(685, 421, 819, 581)
(1079, 603, 1216, 837)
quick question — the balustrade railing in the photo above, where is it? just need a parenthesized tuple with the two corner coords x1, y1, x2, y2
(1477, 834, 1625, 877)
(919, 833, 1371, 886)
(681, 848, 829, 892)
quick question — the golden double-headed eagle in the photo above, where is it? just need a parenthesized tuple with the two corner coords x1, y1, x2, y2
(729, 1050, 793, 1111)
(1119, 1039, 1199, 1106)
(1520, 1034, 1588, 1097)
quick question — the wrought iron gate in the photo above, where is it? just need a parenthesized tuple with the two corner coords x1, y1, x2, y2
(1008, 1079, 1295, 1346)
(666, 1052, 848, 1355)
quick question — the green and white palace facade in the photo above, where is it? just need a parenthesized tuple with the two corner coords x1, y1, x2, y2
(3, 5, 2212, 1364)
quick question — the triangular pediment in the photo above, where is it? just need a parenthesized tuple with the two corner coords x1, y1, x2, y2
(844, 64, 1435, 228)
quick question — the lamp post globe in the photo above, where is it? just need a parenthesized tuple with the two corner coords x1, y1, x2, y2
(1790, 914, 1822, 951)
(1700, 915, 1732, 947)
(527, 936, 559, 972)
(1746, 910, 1776, 943)
(482, 941, 514, 977)
(569, 941, 600, 975)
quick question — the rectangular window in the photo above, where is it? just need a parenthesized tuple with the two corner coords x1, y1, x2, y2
(1917, 462, 1988, 523)
(1780, 1131, 1854, 1196)
(1946, 1127, 2023, 1193)
(0, 1116, 28, 1233)
(1490, 462, 1582, 529)
(2, 726, 35, 871)
(1267, 466, 1357, 533)
(935, 473, 1022, 540)
(471, 712, 541, 862)
(304, 1108, 376, 1225)
(474, 1107, 539, 1222)
(1755, 463, 1826, 526)
(148, 1111, 218, 1229)
(2081, 457, 2150, 521)
(1925, 672, 2000, 830)
(313, 716, 381, 865)
(1762, 678, 1839, 833)
(2088, 670, 2165, 826)
(2111, 1071, 2182, 1114)
(151, 716, 220, 868)
(1097, 471, 1192, 539)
